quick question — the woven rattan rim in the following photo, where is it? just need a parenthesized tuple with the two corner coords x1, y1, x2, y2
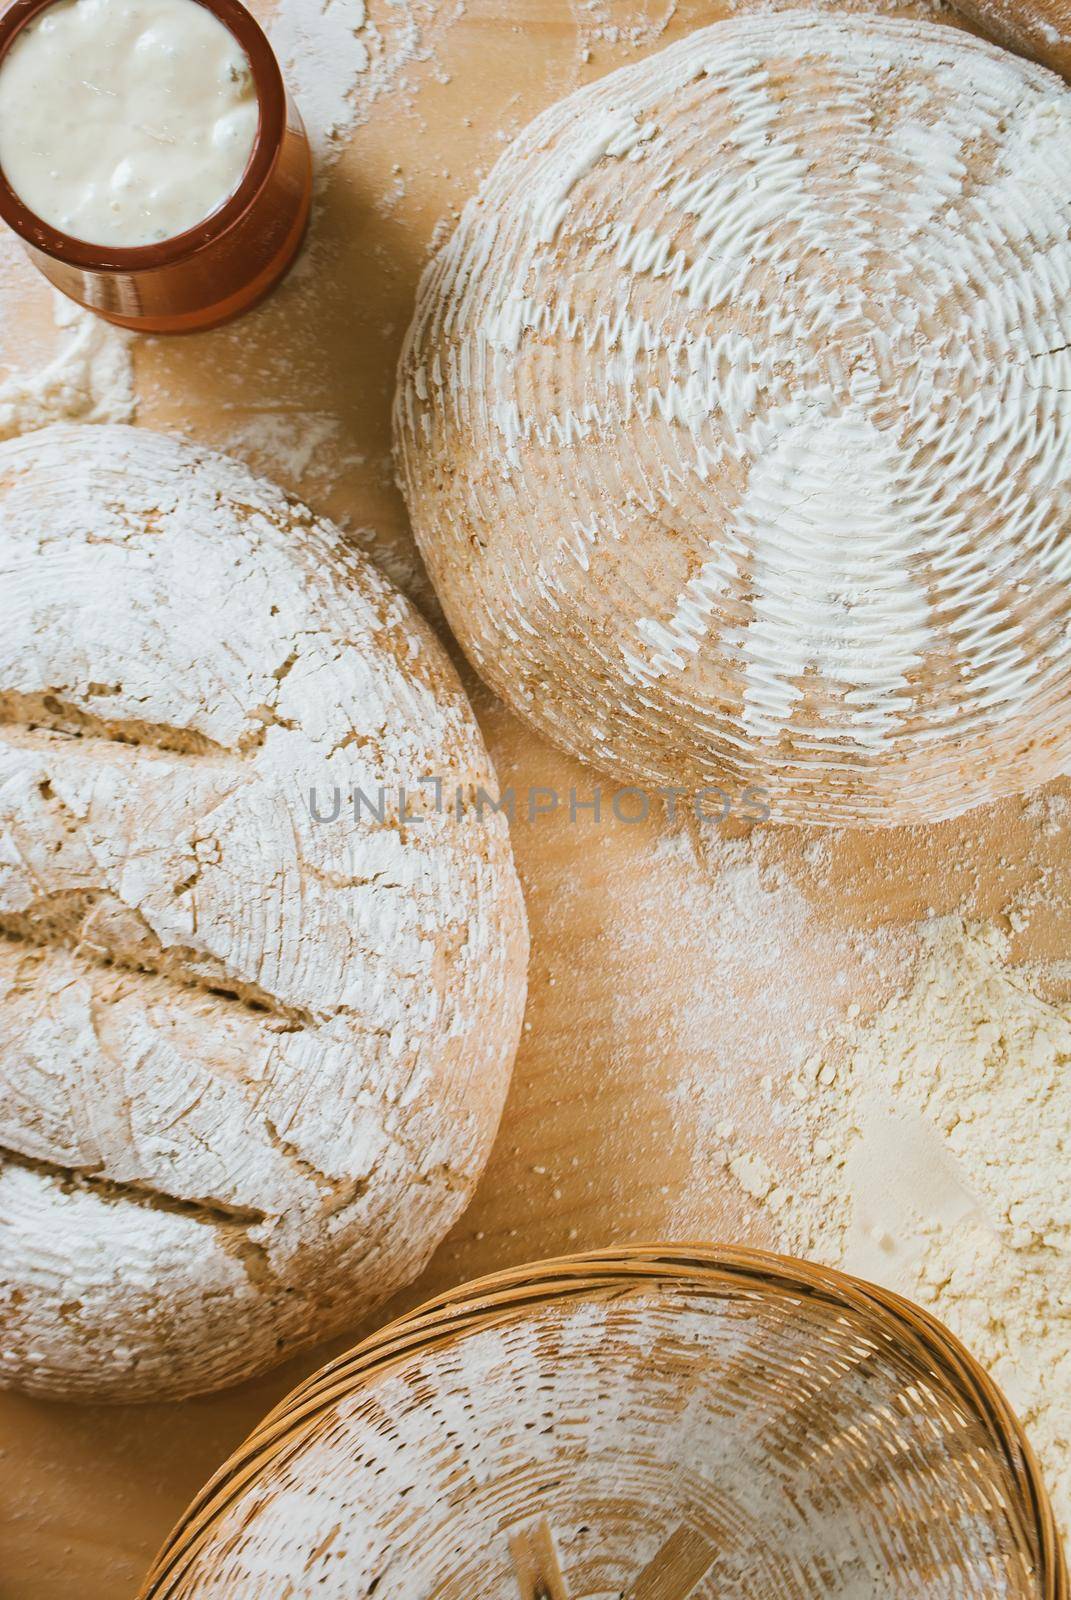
(139, 1243, 1068, 1598)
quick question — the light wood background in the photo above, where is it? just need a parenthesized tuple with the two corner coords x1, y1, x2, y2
(0, 0, 1067, 1594)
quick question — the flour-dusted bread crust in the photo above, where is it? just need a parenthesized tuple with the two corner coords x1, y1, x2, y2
(396, 13, 1071, 827)
(0, 424, 528, 1402)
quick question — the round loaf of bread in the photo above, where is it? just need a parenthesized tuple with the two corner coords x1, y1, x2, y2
(0, 424, 528, 1402)
(396, 12, 1071, 827)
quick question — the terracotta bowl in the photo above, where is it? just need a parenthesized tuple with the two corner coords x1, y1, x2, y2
(0, 0, 311, 332)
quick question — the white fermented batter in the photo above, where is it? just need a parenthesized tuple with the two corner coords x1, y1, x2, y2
(0, 0, 258, 246)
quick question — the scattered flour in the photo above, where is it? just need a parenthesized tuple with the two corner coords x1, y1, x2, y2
(716, 916, 1071, 1535)
(570, 0, 679, 61)
(268, 0, 452, 164)
(0, 292, 134, 441)
(603, 823, 905, 1082)
(213, 409, 367, 496)
(0, 0, 1064, 1557)
(270, 0, 371, 160)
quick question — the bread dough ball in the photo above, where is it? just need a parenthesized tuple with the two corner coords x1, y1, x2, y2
(0, 424, 528, 1402)
(396, 13, 1071, 826)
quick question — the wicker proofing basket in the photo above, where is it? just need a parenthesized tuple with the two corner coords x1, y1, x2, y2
(139, 1246, 1068, 1599)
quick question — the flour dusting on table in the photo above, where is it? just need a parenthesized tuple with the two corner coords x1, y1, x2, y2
(269, 0, 458, 162)
(0, 293, 133, 441)
(714, 916, 1071, 1534)
(270, 0, 371, 160)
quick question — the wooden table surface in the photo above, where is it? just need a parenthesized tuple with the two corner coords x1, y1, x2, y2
(1, 0, 1068, 1593)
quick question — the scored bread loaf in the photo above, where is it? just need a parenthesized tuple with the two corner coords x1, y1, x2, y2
(0, 424, 528, 1402)
(395, 12, 1071, 827)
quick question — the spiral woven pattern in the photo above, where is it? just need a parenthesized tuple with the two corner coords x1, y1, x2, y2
(396, 14, 1071, 826)
(140, 1247, 1066, 1598)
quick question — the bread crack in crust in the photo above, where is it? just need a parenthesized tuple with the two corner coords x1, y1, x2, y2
(0, 424, 528, 1402)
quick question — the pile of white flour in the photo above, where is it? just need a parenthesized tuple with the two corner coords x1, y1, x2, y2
(0, 290, 133, 440)
(719, 916, 1071, 1532)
